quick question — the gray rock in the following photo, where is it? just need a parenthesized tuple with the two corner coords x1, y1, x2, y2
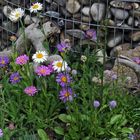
(66, 29, 85, 39)
(130, 31, 140, 41)
(49, 2, 58, 11)
(107, 34, 123, 48)
(45, 0, 52, 3)
(66, 0, 81, 14)
(2, 21, 17, 33)
(24, 15, 32, 25)
(54, 0, 66, 6)
(78, 0, 91, 5)
(90, 3, 106, 22)
(60, 7, 71, 17)
(3, 5, 13, 18)
(46, 11, 60, 18)
(82, 7, 90, 16)
(43, 21, 60, 37)
(111, 8, 129, 20)
(82, 16, 92, 22)
(127, 17, 134, 26)
(134, 19, 139, 27)
(130, 8, 140, 17)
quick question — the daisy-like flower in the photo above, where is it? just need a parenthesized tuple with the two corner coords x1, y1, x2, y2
(32, 51, 48, 63)
(0, 128, 3, 137)
(0, 56, 9, 67)
(52, 60, 68, 73)
(30, 2, 43, 13)
(35, 65, 51, 76)
(24, 86, 38, 96)
(59, 88, 74, 103)
(9, 8, 24, 22)
(56, 73, 72, 87)
(15, 54, 29, 65)
(10, 72, 21, 84)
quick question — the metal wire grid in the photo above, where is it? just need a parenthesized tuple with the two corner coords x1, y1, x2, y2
(0, 0, 140, 52)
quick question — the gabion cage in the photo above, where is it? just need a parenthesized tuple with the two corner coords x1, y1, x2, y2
(0, 0, 140, 86)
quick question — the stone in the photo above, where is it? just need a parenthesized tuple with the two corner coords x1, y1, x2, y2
(96, 49, 107, 64)
(82, 16, 92, 22)
(66, 0, 81, 14)
(46, 11, 60, 18)
(130, 31, 140, 41)
(90, 3, 106, 22)
(54, 0, 66, 6)
(82, 7, 90, 16)
(49, 2, 58, 11)
(107, 34, 123, 48)
(2, 21, 17, 33)
(130, 9, 140, 17)
(24, 15, 32, 25)
(66, 29, 85, 39)
(43, 21, 60, 37)
(78, 0, 91, 5)
(46, 0, 52, 3)
(3, 5, 13, 18)
(60, 7, 71, 17)
(127, 17, 134, 26)
(111, 8, 129, 20)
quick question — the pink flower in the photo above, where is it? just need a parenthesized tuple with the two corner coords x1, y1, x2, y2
(24, 86, 37, 96)
(15, 54, 29, 65)
(35, 65, 52, 76)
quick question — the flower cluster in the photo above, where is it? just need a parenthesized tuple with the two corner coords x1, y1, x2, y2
(24, 86, 38, 96)
(0, 56, 9, 67)
(10, 72, 21, 84)
(16, 54, 29, 65)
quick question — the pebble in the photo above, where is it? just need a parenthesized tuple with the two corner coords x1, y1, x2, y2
(90, 3, 106, 22)
(82, 7, 90, 16)
(66, 0, 81, 14)
(111, 8, 129, 20)
(24, 15, 32, 25)
(130, 31, 140, 41)
(3, 5, 13, 18)
(54, 0, 66, 6)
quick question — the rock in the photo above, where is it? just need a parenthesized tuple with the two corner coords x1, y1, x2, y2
(82, 7, 90, 16)
(82, 16, 92, 22)
(127, 17, 134, 26)
(66, 29, 85, 39)
(66, 0, 81, 14)
(110, 1, 132, 10)
(43, 21, 60, 37)
(134, 19, 139, 27)
(78, 0, 91, 5)
(130, 31, 140, 41)
(2, 21, 17, 33)
(79, 24, 90, 31)
(90, 3, 106, 22)
(60, 7, 71, 17)
(96, 49, 107, 64)
(107, 34, 123, 48)
(54, 0, 66, 6)
(46, 11, 60, 18)
(111, 8, 129, 20)
(130, 9, 140, 17)
(46, 0, 52, 3)
(49, 2, 58, 11)
(24, 15, 32, 25)
(3, 5, 13, 18)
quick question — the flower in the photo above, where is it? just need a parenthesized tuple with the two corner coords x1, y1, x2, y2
(85, 29, 97, 41)
(15, 54, 29, 65)
(132, 57, 140, 65)
(35, 65, 51, 76)
(0, 129, 3, 137)
(30, 2, 43, 13)
(59, 88, 74, 102)
(32, 51, 48, 63)
(24, 86, 38, 96)
(56, 73, 72, 87)
(81, 55, 87, 62)
(10, 72, 21, 84)
(93, 100, 100, 108)
(52, 60, 68, 73)
(109, 100, 117, 109)
(8, 123, 15, 130)
(9, 8, 24, 22)
(0, 56, 9, 67)
(57, 42, 70, 52)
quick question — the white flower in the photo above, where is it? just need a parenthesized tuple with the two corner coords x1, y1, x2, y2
(32, 51, 48, 63)
(81, 55, 87, 62)
(30, 2, 43, 13)
(52, 60, 68, 73)
(9, 8, 24, 22)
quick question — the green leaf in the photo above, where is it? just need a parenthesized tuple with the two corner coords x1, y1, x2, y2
(54, 127, 64, 135)
(58, 114, 76, 123)
(121, 127, 134, 134)
(37, 129, 49, 140)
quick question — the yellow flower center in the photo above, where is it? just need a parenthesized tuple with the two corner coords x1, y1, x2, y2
(14, 77, 19, 81)
(61, 76, 67, 82)
(40, 69, 46, 74)
(1, 60, 5, 64)
(56, 62, 62, 68)
(15, 12, 20, 18)
(36, 53, 43, 59)
(32, 4, 39, 9)
(64, 92, 70, 97)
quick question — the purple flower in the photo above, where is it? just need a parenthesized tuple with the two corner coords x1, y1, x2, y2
(15, 54, 29, 65)
(85, 29, 97, 41)
(0, 56, 9, 67)
(132, 57, 140, 65)
(0, 129, 3, 137)
(56, 42, 70, 52)
(10, 72, 21, 84)
(109, 100, 117, 109)
(56, 73, 72, 87)
(24, 86, 38, 96)
(59, 88, 74, 102)
(35, 65, 52, 76)
(47, 63, 54, 73)
(93, 100, 100, 108)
